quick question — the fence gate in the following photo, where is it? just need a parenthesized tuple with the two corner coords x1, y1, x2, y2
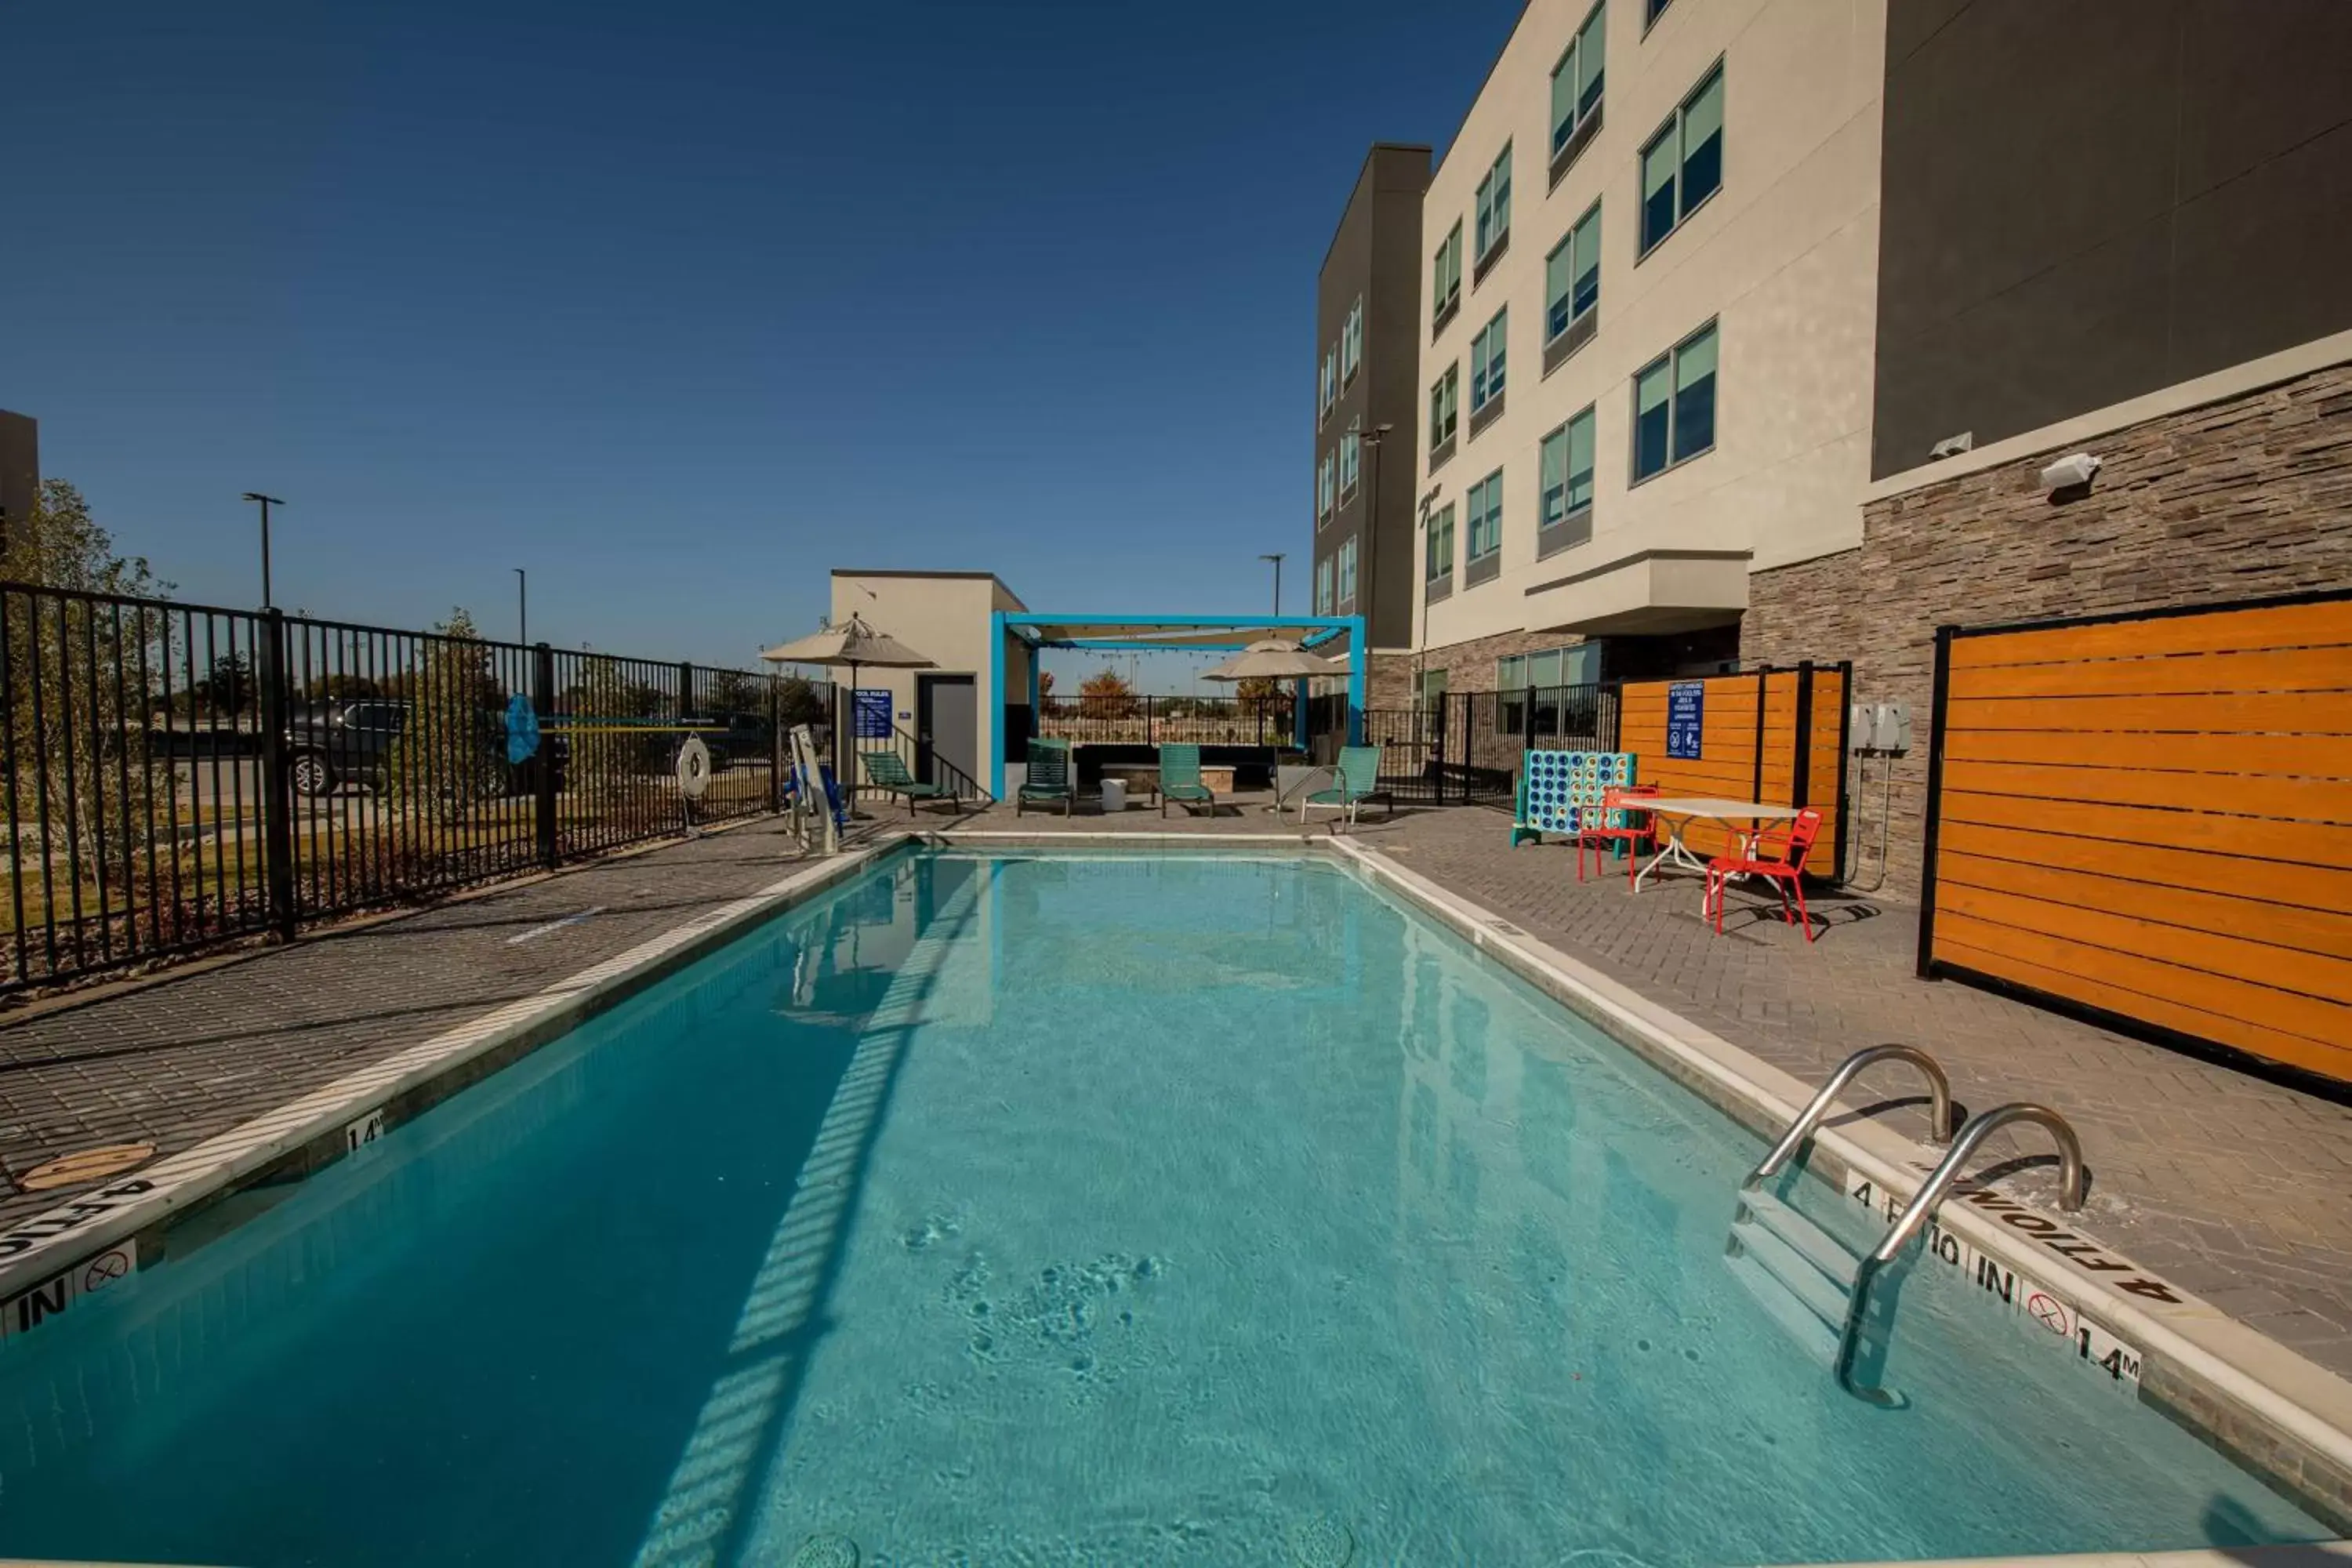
(1918, 591, 2352, 1087)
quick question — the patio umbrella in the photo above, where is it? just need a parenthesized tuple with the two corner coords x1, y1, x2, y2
(760, 614, 935, 784)
(1198, 639, 1345, 681)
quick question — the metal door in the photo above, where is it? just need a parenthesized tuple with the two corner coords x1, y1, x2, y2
(917, 674, 978, 791)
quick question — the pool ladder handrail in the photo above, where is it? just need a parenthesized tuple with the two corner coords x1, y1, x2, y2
(1744, 1044, 1957, 1191)
(1835, 1102, 2087, 1404)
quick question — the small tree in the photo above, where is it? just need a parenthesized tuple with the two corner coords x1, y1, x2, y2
(202, 651, 254, 717)
(1080, 668, 1137, 720)
(2, 480, 172, 913)
(387, 608, 505, 832)
(776, 674, 827, 731)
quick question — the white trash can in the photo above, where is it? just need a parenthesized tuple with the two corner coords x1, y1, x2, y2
(1098, 777, 1127, 813)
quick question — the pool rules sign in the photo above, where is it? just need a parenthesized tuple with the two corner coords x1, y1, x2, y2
(1667, 682, 1704, 759)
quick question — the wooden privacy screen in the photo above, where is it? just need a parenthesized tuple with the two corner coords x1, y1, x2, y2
(1617, 664, 1848, 873)
(1920, 593, 2352, 1086)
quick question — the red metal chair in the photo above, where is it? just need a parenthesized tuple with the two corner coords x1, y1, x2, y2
(1704, 808, 1824, 939)
(1575, 786, 1661, 888)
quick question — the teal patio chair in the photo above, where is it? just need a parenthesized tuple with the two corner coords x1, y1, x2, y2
(860, 750, 953, 815)
(1301, 744, 1387, 831)
(1017, 737, 1074, 816)
(1156, 743, 1218, 817)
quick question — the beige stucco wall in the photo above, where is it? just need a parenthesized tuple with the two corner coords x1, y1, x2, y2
(1414, 0, 1886, 655)
(825, 572, 1029, 793)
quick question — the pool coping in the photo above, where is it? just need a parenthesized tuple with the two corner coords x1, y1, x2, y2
(0, 837, 897, 1329)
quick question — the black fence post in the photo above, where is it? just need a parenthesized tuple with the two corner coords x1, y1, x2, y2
(1791, 659, 1814, 813)
(1832, 659, 1854, 885)
(1752, 666, 1771, 801)
(677, 661, 693, 724)
(256, 608, 298, 943)
(534, 641, 558, 870)
(1915, 627, 1958, 979)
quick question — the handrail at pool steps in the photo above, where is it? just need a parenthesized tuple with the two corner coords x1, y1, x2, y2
(1834, 1103, 2085, 1406)
(1726, 1051, 2090, 1408)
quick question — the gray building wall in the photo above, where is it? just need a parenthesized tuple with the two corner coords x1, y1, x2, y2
(1313, 143, 1429, 647)
(1870, 0, 2352, 477)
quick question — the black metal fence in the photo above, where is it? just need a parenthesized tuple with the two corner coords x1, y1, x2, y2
(1315, 684, 1622, 806)
(0, 580, 828, 994)
(1036, 694, 1294, 749)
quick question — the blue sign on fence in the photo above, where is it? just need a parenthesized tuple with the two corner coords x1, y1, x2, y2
(1667, 681, 1705, 760)
(855, 688, 893, 739)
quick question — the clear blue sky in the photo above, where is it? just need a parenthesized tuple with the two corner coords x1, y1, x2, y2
(4, 0, 1523, 667)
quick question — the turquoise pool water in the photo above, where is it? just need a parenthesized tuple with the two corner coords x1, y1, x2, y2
(0, 850, 2328, 1566)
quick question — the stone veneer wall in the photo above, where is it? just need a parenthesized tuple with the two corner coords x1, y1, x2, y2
(1367, 630, 1588, 709)
(1745, 361, 2352, 903)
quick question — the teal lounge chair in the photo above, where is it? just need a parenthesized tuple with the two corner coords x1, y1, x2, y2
(1156, 743, 1218, 817)
(860, 750, 953, 815)
(1300, 744, 1386, 830)
(1017, 738, 1074, 816)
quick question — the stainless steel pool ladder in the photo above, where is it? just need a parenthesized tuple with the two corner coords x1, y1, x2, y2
(1745, 1044, 1958, 1189)
(1834, 1103, 2087, 1406)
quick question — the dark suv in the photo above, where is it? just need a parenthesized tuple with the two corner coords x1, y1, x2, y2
(285, 699, 567, 797)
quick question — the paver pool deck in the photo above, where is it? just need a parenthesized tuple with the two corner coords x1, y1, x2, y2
(2, 799, 2349, 1385)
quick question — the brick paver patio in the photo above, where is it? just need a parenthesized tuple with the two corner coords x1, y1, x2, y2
(4, 796, 2350, 1383)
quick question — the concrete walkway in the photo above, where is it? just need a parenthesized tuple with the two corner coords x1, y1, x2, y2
(4, 797, 2350, 1383)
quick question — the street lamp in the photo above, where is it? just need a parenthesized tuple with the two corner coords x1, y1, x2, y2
(1258, 552, 1285, 615)
(1357, 425, 1394, 635)
(241, 493, 285, 609)
(515, 568, 528, 644)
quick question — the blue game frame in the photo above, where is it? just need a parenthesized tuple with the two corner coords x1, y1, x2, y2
(989, 612, 1367, 797)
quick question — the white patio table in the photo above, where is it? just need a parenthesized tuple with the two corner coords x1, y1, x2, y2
(1633, 797, 1806, 911)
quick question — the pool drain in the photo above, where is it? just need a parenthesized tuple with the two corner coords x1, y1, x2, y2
(1288, 1512, 1354, 1567)
(787, 1533, 858, 1568)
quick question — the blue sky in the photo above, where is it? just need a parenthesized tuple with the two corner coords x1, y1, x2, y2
(4, 0, 1523, 667)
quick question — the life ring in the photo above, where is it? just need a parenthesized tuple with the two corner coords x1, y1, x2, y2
(677, 735, 713, 800)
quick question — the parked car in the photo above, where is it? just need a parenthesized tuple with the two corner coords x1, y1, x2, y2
(285, 699, 568, 797)
(677, 712, 772, 771)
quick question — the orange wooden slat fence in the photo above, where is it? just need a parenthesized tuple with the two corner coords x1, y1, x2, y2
(1918, 591, 2352, 1087)
(1617, 663, 1848, 872)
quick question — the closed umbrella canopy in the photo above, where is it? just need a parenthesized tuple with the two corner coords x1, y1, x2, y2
(758, 614, 934, 670)
(1200, 640, 1345, 681)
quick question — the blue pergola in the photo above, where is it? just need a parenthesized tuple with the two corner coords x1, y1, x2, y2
(989, 611, 1367, 797)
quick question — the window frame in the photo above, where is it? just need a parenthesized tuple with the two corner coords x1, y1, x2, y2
(1336, 536, 1359, 609)
(1317, 450, 1337, 522)
(1473, 143, 1513, 267)
(1539, 404, 1598, 554)
(1341, 296, 1364, 385)
(1465, 467, 1504, 564)
(1636, 61, 1725, 260)
(1469, 307, 1508, 415)
(1630, 318, 1719, 485)
(1314, 557, 1334, 615)
(1549, 1, 1607, 159)
(1425, 503, 1457, 584)
(1429, 364, 1460, 450)
(1432, 223, 1464, 330)
(1544, 200, 1603, 346)
(1339, 427, 1362, 503)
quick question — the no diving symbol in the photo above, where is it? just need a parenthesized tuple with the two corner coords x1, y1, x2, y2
(2026, 1290, 2072, 1337)
(80, 1248, 132, 1294)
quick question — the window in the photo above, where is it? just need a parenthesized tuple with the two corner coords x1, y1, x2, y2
(1475, 145, 1512, 263)
(1432, 223, 1463, 328)
(1425, 503, 1456, 582)
(1339, 428, 1361, 500)
(1549, 2, 1607, 158)
(1639, 64, 1723, 255)
(1429, 365, 1459, 450)
(1319, 347, 1339, 419)
(1315, 557, 1334, 615)
(1646, 0, 1673, 24)
(1419, 669, 1448, 711)
(1470, 307, 1508, 413)
(1337, 537, 1359, 608)
(1540, 405, 1596, 549)
(1498, 644, 1602, 735)
(1544, 201, 1602, 343)
(1341, 296, 1363, 384)
(1465, 469, 1504, 562)
(1633, 320, 1718, 481)
(1318, 451, 1336, 521)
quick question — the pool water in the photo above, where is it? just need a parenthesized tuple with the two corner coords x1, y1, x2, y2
(0, 851, 2328, 1566)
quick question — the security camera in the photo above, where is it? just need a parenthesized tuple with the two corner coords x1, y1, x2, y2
(2038, 452, 2101, 492)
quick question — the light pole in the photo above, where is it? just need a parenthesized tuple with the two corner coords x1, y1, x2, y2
(1258, 552, 1284, 615)
(241, 493, 285, 609)
(515, 568, 528, 644)
(1358, 424, 1393, 637)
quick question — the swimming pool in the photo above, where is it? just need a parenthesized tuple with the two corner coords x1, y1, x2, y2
(0, 849, 2332, 1565)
